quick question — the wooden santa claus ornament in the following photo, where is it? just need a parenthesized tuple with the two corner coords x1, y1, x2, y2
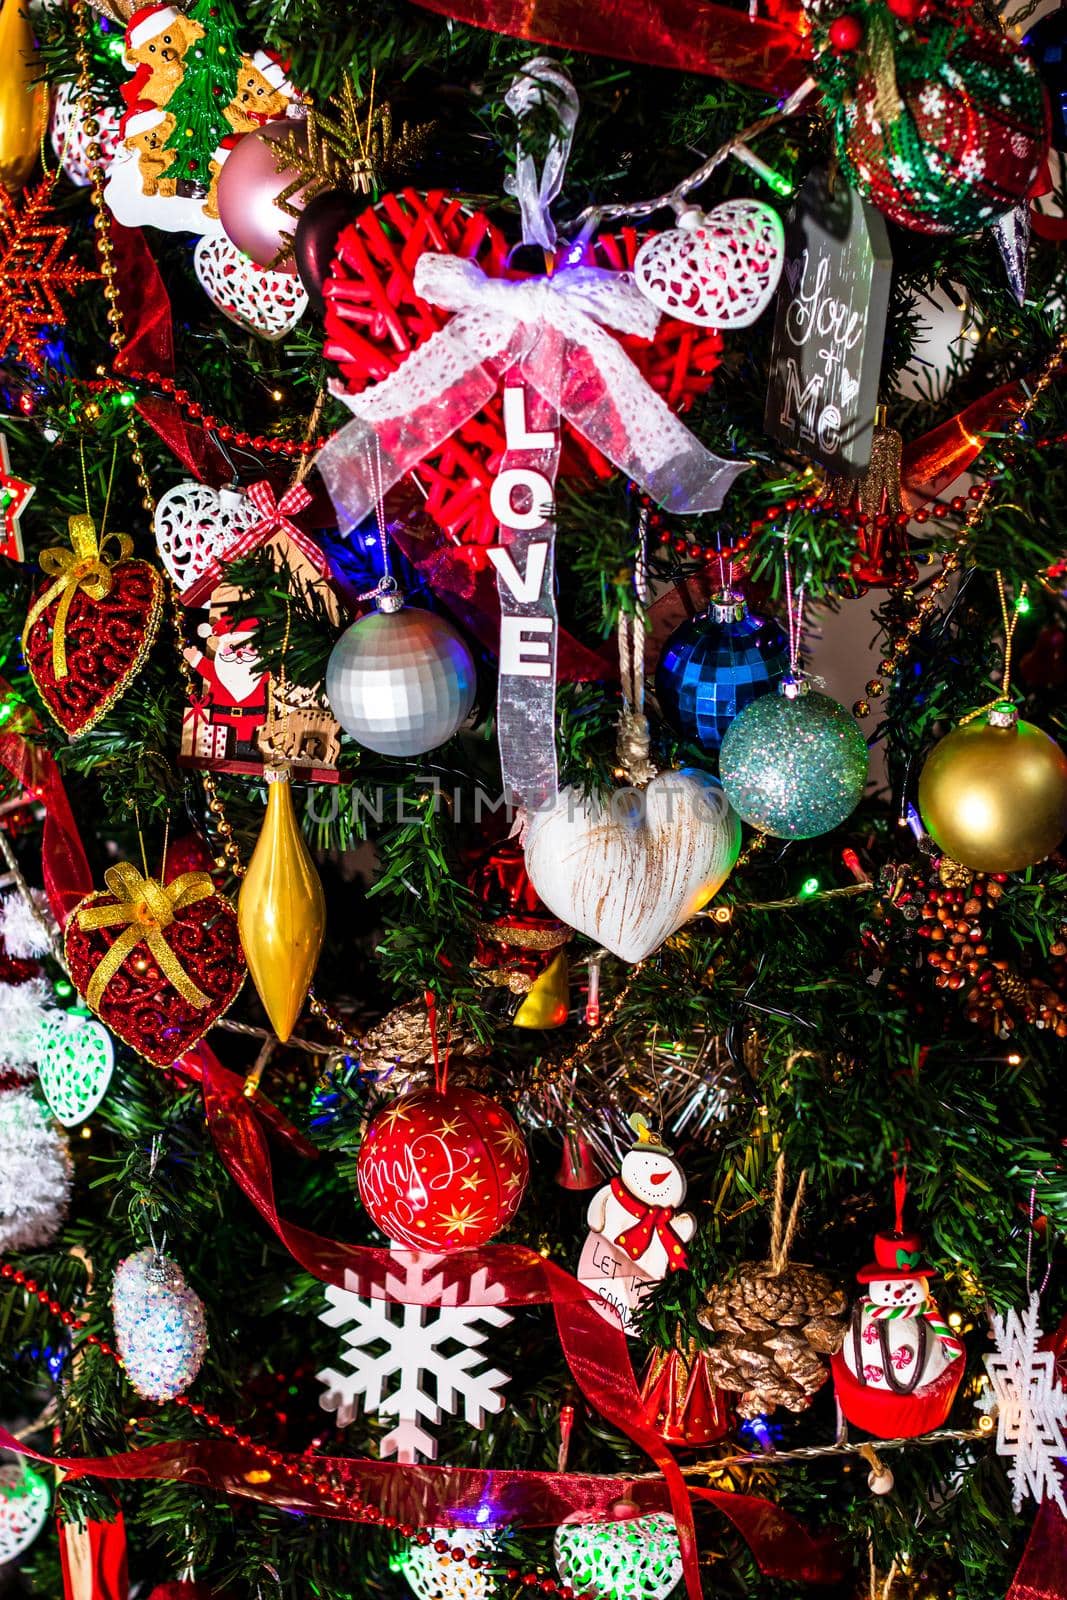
(831, 1169, 965, 1438)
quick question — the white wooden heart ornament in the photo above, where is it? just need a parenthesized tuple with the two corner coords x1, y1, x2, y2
(194, 235, 309, 342)
(153, 480, 261, 602)
(50, 81, 122, 189)
(0, 1461, 50, 1564)
(633, 200, 785, 330)
(524, 769, 740, 963)
(35, 1009, 115, 1127)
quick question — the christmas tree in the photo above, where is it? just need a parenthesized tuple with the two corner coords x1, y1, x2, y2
(2, 0, 1067, 1598)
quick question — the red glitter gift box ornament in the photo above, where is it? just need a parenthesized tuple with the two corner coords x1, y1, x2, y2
(65, 863, 245, 1068)
(22, 513, 163, 738)
(323, 189, 723, 546)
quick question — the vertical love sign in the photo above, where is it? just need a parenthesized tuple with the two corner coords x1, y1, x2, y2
(487, 373, 561, 809)
(765, 167, 892, 475)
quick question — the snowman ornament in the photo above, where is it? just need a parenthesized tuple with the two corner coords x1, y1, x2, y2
(578, 1115, 696, 1337)
(832, 1186, 965, 1439)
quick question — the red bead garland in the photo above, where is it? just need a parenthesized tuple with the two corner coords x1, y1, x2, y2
(82, 374, 327, 460)
(0, 1263, 580, 1598)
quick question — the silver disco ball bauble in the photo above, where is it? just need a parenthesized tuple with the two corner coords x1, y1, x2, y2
(325, 592, 477, 757)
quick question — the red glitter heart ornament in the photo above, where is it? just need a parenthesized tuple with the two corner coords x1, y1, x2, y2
(323, 189, 724, 545)
(65, 873, 245, 1068)
(23, 518, 164, 738)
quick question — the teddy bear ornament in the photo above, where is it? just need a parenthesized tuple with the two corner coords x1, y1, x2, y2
(577, 1114, 696, 1337)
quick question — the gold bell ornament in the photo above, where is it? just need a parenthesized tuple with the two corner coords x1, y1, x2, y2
(237, 766, 326, 1042)
(0, 0, 49, 191)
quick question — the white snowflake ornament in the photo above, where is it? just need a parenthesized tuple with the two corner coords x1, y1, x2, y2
(401, 1526, 498, 1600)
(979, 1293, 1067, 1514)
(633, 199, 784, 330)
(317, 1246, 512, 1463)
(152, 480, 260, 603)
(194, 235, 308, 342)
(35, 1008, 115, 1127)
(0, 1460, 50, 1563)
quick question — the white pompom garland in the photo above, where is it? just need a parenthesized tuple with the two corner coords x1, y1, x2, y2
(0, 1087, 72, 1253)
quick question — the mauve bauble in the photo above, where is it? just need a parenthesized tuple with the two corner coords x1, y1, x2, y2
(216, 119, 309, 273)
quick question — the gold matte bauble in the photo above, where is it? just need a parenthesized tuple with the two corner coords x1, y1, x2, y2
(918, 707, 1067, 873)
(237, 768, 326, 1042)
(0, 0, 49, 191)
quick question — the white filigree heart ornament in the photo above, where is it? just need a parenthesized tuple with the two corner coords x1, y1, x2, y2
(50, 81, 122, 188)
(0, 1461, 50, 1564)
(633, 200, 785, 329)
(194, 235, 309, 342)
(35, 1008, 115, 1127)
(524, 769, 740, 963)
(153, 480, 261, 603)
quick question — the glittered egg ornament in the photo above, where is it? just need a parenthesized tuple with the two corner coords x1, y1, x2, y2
(719, 679, 869, 839)
(918, 702, 1067, 873)
(326, 587, 477, 758)
(655, 589, 789, 751)
(357, 1085, 529, 1249)
(554, 1514, 683, 1600)
(112, 1248, 208, 1402)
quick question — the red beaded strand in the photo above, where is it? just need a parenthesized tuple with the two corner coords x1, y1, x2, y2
(82, 373, 327, 460)
(0, 1263, 575, 1598)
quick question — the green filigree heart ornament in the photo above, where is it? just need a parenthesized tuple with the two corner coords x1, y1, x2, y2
(35, 1007, 115, 1126)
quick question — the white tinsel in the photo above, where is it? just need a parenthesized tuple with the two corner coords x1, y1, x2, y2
(0, 980, 54, 1077)
(0, 1088, 72, 1253)
(0, 891, 53, 959)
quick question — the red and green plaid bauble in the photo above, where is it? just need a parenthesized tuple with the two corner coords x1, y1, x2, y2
(821, 13, 1049, 235)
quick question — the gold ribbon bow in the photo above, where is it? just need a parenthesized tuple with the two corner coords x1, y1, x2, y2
(22, 515, 133, 680)
(76, 863, 216, 1013)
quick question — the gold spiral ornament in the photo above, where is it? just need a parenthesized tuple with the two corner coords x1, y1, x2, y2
(918, 704, 1067, 874)
(237, 768, 326, 1042)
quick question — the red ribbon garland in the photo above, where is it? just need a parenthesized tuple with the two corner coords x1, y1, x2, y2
(609, 1177, 690, 1270)
(0, 692, 94, 929)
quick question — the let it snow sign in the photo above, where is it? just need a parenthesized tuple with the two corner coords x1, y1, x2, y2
(765, 167, 892, 475)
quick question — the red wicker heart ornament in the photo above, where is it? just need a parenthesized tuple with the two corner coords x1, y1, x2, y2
(65, 871, 245, 1068)
(23, 551, 163, 738)
(323, 189, 724, 545)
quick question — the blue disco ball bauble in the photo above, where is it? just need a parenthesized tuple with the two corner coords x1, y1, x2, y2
(719, 682, 869, 839)
(656, 592, 790, 751)
(325, 592, 477, 757)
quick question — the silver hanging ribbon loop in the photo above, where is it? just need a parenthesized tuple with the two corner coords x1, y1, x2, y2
(503, 57, 579, 251)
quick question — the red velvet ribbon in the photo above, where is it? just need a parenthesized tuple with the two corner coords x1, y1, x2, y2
(406, 0, 811, 94)
(189, 1044, 843, 1590)
(1007, 1500, 1067, 1600)
(0, 699, 94, 929)
(609, 1177, 689, 1270)
(58, 1512, 129, 1600)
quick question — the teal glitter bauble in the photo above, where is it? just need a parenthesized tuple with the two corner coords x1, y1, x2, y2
(719, 684, 869, 839)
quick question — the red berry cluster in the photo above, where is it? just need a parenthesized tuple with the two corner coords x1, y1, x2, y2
(0, 1263, 582, 1598)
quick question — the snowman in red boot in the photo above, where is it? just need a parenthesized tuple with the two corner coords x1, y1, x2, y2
(832, 1168, 964, 1438)
(578, 1114, 695, 1336)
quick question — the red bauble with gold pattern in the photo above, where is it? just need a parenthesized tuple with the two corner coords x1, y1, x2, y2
(356, 1085, 529, 1249)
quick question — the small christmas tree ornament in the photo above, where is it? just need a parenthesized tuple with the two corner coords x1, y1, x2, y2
(237, 766, 326, 1043)
(401, 1526, 498, 1600)
(0, 1460, 50, 1563)
(639, 1336, 730, 1446)
(357, 1082, 529, 1249)
(655, 589, 789, 751)
(831, 1167, 965, 1437)
(554, 1514, 682, 1600)
(0, 0, 49, 191)
(720, 678, 869, 839)
(22, 513, 164, 739)
(0, 1087, 71, 1253)
(578, 1114, 696, 1337)
(0, 431, 34, 563)
(112, 1246, 208, 1402)
(65, 862, 245, 1068)
(325, 584, 477, 758)
(918, 703, 1067, 874)
(34, 1007, 115, 1127)
(632, 198, 785, 329)
(818, 12, 1049, 235)
(699, 1159, 848, 1415)
(193, 234, 308, 340)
